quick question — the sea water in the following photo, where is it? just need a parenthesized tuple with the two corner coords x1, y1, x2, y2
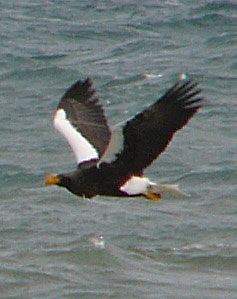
(0, 1, 236, 298)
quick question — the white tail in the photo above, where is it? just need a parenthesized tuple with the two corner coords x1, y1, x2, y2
(148, 184, 190, 197)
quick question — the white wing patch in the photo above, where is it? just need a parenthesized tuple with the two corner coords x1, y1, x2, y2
(99, 125, 124, 165)
(120, 176, 152, 195)
(53, 109, 99, 164)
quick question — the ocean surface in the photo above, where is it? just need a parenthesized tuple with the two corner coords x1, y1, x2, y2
(0, 0, 236, 298)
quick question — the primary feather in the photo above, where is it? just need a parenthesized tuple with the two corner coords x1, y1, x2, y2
(109, 80, 202, 176)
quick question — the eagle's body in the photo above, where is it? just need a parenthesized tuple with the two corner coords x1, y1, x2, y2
(52, 164, 132, 199)
(46, 78, 203, 200)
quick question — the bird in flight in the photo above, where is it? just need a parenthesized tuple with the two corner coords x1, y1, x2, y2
(46, 78, 202, 200)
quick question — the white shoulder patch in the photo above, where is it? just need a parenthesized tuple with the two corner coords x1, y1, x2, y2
(99, 125, 124, 164)
(120, 176, 152, 195)
(53, 109, 99, 164)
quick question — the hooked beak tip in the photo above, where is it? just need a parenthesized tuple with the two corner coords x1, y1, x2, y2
(45, 174, 60, 186)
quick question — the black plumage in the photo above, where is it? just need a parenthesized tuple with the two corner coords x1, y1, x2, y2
(46, 78, 203, 200)
(57, 78, 111, 168)
(111, 80, 202, 176)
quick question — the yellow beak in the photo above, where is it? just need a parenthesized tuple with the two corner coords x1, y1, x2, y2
(45, 174, 61, 186)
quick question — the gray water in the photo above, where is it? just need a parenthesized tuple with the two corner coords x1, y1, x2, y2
(0, 0, 236, 298)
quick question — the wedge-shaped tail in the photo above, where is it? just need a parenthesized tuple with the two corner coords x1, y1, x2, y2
(148, 183, 190, 198)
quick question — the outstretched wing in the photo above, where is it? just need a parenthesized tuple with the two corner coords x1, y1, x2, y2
(102, 80, 203, 175)
(53, 78, 111, 168)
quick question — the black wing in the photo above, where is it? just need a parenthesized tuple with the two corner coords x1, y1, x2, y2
(54, 78, 111, 168)
(109, 80, 203, 175)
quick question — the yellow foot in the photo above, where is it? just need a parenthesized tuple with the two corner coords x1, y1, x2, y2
(145, 192, 161, 201)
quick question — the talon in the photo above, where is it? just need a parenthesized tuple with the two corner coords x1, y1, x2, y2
(145, 192, 161, 201)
